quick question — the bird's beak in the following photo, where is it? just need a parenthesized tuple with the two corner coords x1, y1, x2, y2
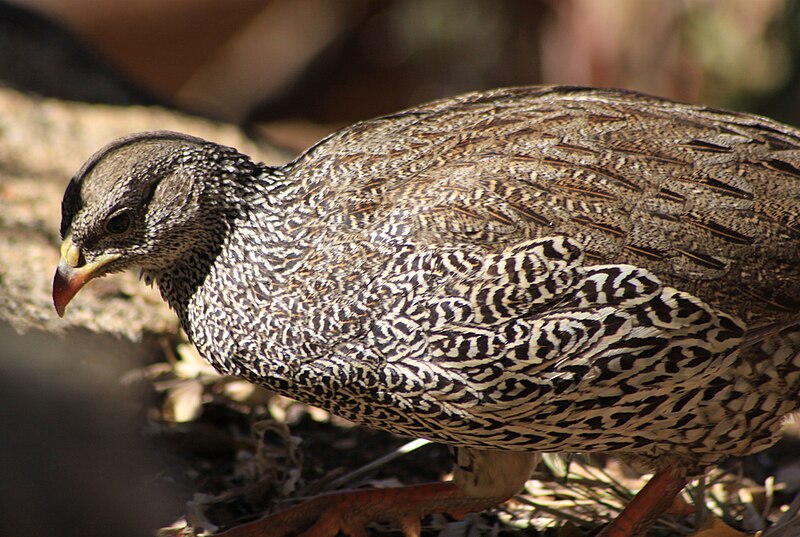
(53, 234, 120, 317)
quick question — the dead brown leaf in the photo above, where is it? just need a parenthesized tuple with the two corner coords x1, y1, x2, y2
(689, 516, 750, 537)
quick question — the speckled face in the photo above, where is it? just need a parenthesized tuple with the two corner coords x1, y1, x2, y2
(63, 137, 195, 271)
(53, 131, 236, 316)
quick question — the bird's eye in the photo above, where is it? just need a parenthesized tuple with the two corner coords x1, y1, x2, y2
(105, 210, 131, 234)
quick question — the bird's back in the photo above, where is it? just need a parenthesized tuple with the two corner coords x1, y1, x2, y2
(287, 86, 800, 325)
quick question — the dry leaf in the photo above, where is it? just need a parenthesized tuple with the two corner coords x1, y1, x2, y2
(690, 516, 749, 537)
(163, 379, 204, 422)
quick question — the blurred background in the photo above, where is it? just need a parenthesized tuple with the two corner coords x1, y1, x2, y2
(3, 0, 800, 149)
(3, 1, 800, 535)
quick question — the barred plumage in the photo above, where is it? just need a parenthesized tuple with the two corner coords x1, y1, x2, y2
(54, 86, 800, 536)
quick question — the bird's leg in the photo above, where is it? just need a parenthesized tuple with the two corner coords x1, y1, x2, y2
(597, 463, 689, 537)
(212, 481, 507, 537)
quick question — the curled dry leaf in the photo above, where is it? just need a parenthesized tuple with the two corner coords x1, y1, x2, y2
(163, 379, 205, 423)
(689, 516, 749, 537)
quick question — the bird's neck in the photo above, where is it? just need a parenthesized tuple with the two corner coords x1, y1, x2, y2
(148, 163, 301, 337)
(147, 244, 223, 332)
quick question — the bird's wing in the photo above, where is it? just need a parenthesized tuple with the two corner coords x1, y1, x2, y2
(289, 85, 800, 325)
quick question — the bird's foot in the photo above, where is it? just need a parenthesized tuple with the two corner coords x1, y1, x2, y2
(597, 463, 689, 537)
(212, 481, 504, 537)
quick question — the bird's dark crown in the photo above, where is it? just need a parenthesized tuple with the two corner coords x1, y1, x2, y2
(60, 131, 211, 240)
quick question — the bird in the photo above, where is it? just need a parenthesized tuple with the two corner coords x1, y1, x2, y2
(53, 86, 800, 537)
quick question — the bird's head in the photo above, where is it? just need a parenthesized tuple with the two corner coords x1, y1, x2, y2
(53, 131, 233, 317)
